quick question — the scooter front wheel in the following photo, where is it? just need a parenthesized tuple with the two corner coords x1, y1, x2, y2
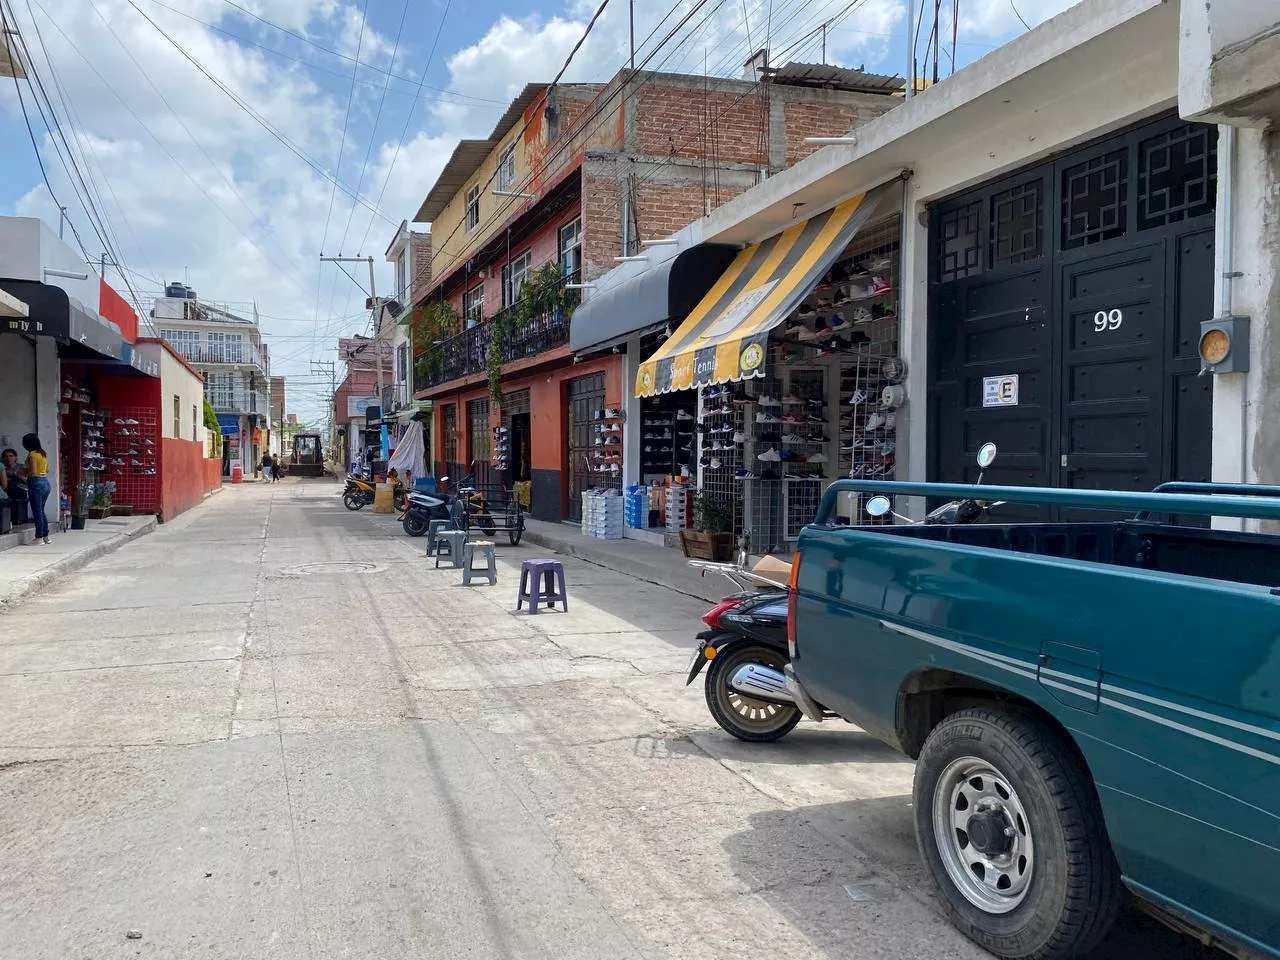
(705, 642, 801, 742)
(343, 491, 365, 511)
(402, 513, 428, 537)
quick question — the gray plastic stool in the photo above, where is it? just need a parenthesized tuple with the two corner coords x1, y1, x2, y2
(426, 518, 456, 556)
(517, 559, 568, 613)
(433, 529, 468, 569)
(461, 540, 497, 585)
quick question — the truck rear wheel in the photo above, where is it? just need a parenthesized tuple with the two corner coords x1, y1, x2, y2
(914, 708, 1120, 960)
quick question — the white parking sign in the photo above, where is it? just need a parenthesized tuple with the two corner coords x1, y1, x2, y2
(982, 375, 1019, 407)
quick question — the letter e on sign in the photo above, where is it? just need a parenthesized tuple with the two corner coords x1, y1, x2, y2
(982, 375, 1019, 408)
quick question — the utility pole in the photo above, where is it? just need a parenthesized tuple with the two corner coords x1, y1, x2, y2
(310, 358, 336, 462)
(905, 0, 915, 98)
(320, 254, 386, 461)
(57, 206, 67, 239)
(629, 0, 634, 70)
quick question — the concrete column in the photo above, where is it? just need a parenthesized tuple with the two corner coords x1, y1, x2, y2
(1211, 126, 1280, 530)
(623, 334, 642, 487)
(900, 180, 930, 518)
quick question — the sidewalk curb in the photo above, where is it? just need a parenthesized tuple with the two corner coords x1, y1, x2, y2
(0, 517, 159, 611)
(519, 525, 722, 604)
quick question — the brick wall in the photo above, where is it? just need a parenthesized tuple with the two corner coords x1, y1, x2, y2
(411, 232, 432, 297)
(783, 99, 878, 167)
(634, 85, 772, 167)
(582, 169, 623, 282)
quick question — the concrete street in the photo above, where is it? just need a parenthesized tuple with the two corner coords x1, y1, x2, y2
(0, 480, 1222, 960)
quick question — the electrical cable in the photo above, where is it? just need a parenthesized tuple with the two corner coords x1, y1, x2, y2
(136, 0, 503, 107)
(31, 5, 317, 298)
(122, 0, 395, 227)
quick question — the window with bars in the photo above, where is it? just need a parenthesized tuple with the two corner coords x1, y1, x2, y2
(443, 405, 458, 463)
(1061, 150, 1128, 249)
(224, 333, 244, 364)
(935, 201, 982, 283)
(497, 144, 516, 191)
(396, 343, 408, 384)
(468, 398, 490, 462)
(465, 185, 481, 231)
(502, 251, 531, 307)
(1137, 124, 1217, 230)
(206, 331, 225, 362)
(559, 218, 582, 278)
(990, 180, 1043, 267)
(463, 285, 484, 328)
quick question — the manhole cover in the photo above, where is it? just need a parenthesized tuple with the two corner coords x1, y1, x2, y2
(282, 561, 382, 576)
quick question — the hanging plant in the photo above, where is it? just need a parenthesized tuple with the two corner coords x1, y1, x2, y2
(413, 300, 460, 384)
(486, 263, 569, 403)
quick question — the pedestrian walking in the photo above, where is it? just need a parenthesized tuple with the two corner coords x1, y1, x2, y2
(270, 455, 282, 482)
(22, 433, 51, 545)
(260, 452, 271, 481)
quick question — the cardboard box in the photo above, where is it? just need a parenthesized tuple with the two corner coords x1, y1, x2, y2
(751, 554, 794, 583)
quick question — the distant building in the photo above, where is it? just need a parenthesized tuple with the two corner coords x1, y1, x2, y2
(153, 284, 270, 477)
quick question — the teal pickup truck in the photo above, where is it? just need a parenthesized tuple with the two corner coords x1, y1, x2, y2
(784, 478, 1280, 960)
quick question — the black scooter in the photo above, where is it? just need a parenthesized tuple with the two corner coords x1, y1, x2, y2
(399, 475, 460, 537)
(686, 443, 1006, 743)
(685, 560, 809, 742)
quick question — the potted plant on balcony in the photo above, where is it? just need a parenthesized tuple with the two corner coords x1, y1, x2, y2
(680, 491, 735, 561)
(487, 263, 571, 402)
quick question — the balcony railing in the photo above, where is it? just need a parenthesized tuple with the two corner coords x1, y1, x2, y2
(417, 273, 580, 390)
(172, 347, 269, 371)
(382, 383, 410, 413)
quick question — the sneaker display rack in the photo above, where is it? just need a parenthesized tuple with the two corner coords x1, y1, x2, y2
(781, 368, 829, 542)
(589, 409, 625, 483)
(835, 218, 901, 524)
(106, 407, 160, 513)
(639, 393, 694, 478)
(697, 383, 745, 535)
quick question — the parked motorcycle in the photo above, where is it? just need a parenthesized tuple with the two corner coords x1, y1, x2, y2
(685, 559, 811, 742)
(686, 444, 1005, 743)
(343, 474, 407, 512)
(342, 474, 376, 511)
(864, 442, 1006, 524)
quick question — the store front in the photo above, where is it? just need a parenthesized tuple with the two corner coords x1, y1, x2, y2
(622, 183, 900, 552)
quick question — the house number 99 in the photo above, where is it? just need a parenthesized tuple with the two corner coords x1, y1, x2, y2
(1093, 309, 1123, 332)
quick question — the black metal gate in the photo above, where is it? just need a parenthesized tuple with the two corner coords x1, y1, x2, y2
(928, 113, 1216, 504)
(566, 372, 606, 522)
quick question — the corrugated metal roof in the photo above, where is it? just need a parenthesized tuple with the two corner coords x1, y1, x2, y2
(412, 83, 551, 225)
(413, 139, 495, 223)
(1, 28, 27, 79)
(770, 62, 902, 94)
(487, 82, 549, 141)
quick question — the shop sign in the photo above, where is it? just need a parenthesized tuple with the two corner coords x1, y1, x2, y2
(347, 395, 380, 417)
(982, 375, 1019, 407)
(121, 344, 159, 377)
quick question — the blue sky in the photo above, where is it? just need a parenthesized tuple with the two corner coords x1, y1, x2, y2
(0, 0, 1078, 419)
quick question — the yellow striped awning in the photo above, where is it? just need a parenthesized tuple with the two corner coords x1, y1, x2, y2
(634, 184, 889, 397)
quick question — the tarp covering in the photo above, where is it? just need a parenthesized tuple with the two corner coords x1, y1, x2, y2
(635, 184, 889, 397)
(388, 420, 425, 477)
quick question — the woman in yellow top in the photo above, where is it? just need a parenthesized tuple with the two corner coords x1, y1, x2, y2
(22, 433, 51, 544)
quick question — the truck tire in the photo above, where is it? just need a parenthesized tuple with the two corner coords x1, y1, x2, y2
(704, 641, 801, 742)
(913, 708, 1120, 960)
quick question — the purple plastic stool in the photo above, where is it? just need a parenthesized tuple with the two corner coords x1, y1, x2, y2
(517, 559, 568, 614)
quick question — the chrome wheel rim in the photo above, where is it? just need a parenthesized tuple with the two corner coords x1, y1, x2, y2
(719, 649, 796, 732)
(932, 756, 1035, 914)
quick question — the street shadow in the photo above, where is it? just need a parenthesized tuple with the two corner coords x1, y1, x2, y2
(691, 723, 907, 764)
(722, 796, 1229, 960)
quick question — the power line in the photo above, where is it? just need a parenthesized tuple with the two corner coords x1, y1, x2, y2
(135, 0, 504, 108)
(122, 0, 396, 228)
(31, 5, 317, 299)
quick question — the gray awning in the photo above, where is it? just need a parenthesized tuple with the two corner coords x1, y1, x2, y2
(569, 244, 738, 353)
(0, 278, 124, 361)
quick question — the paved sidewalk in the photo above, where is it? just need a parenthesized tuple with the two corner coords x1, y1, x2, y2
(0, 514, 157, 609)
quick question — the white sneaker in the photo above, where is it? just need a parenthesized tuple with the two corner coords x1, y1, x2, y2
(758, 448, 781, 462)
(807, 452, 828, 463)
(732, 431, 746, 443)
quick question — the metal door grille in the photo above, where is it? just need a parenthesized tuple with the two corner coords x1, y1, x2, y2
(568, 373, 611, 522)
